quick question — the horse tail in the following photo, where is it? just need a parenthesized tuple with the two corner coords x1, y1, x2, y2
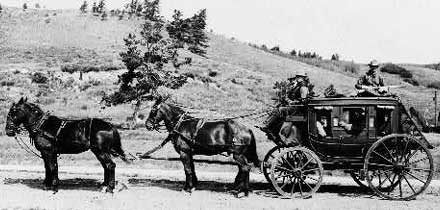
(246, 130, 260, 168)
(110, 128, 132, 163)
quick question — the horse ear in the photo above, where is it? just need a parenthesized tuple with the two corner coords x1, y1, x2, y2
(24, 97, 28, 102)
(18, 97, 23, 104)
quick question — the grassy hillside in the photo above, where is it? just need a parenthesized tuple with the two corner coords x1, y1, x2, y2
(0, 7, 439, 129)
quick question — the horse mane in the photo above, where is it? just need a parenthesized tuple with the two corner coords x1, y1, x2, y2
(25, 102, 44, 114)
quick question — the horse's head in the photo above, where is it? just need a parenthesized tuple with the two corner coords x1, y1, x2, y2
(145, 98, 183, 131)
(5, 97, 30, 136)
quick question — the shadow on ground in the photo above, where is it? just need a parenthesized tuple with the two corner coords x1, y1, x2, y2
(3, 177, 376, 199)
(3, 178, 102, 191)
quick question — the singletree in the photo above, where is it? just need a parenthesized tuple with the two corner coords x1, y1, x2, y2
(80, 1, 88, 13)
(103, 0, 208, 110)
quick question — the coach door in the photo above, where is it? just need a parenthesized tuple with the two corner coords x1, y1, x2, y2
(332, 106, 369, 157)
(309, 106, 340, 157)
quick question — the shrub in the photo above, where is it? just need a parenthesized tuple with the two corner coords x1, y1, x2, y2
(403, 78, 419, 86)
(424, 63, 440, 70)
(61, 64, 122, 73)
(427, 82, 440, 89)
(31, 72, 49, 84)
(80, 105, 88, 110)
(0, 80, 15, 86)
(208, 70, 218, 77)
(381, 63, 413, 78)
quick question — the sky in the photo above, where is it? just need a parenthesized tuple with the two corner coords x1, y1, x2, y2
(1, 0, 439, 64)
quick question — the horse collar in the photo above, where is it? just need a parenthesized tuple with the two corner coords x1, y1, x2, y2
(28, 112, 50, 134)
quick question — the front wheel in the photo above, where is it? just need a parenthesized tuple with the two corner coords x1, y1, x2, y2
(364, 134, 434, 200)
(269, 147, 323, 198)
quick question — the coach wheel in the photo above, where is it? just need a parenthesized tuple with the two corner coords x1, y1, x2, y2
(364, 134, 434, 200)
(262, 145, 289, 185)
(269, 147, 323, 198)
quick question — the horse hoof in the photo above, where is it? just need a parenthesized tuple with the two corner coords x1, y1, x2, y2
(106, 188, 114, 194)
(235, 191, 249, 198)
(100, 186, 108, 193)
(181, 187, 195, 195)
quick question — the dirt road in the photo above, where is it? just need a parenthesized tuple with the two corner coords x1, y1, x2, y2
(1, 165, 440, 210)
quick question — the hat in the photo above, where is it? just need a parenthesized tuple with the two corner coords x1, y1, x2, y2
(368, 60, 380, 68)
(295, 70, 307, 77)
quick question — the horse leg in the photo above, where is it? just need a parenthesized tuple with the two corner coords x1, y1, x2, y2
(189, 155, 198, 187)
(92, 149, 109, 187)
(233, 153, 251, 197)
(42, 156, 51, 187)
(92, 150, 115, 193)
(178, 150, 195, 193)
(41, 151, 59, 192)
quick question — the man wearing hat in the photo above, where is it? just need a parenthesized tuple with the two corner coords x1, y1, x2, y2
(355, 60, 387, 96)
(286, 71, 311, 103)
(257, 71, 312, 138)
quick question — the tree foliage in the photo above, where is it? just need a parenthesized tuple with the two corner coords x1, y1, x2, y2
(97, 0, 105, 13)
(102, 0, 209, 106)
(80, 1, 88, 13)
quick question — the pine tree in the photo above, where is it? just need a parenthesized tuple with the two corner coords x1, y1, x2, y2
(103, 0, 208, 106)
(167, 9, 209, 57)
(290, 49, 297, 56)
(92, 2, 97, 13)
(80, 1, 88, 13)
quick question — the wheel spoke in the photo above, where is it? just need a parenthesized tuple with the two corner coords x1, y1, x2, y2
(302, 167, 320, 173)
(400, 137, 410, 163)
(300, 158, 313, 170)
(372, 151, 394, 164)
(281, 155, 296, 171)
(399, 176, 403, 197)
(402, 174, 417, 194)
(299, 176, 313, 191)
(290, 177, 297, 195)
(403, 171, 427, 185)
(406, 147, 422, 162)
(381, 142, 395, 163)
(387, 173, 397, 195)
(275, 166, 295, 173)
(298, 178, 303, 195)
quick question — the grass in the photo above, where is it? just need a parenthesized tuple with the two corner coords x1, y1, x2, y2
(1, 7, 440, 175)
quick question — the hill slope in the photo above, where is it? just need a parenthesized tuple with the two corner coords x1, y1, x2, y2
(0, 7, 438, 128)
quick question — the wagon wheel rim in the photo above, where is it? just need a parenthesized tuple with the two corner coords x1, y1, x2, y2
(364, 134, 434, 200)
(262, 145, 288, 185)
(270, 147, 323, 198)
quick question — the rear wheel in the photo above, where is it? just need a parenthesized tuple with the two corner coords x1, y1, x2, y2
(364, 134, 434, 200)
(269, 147, 323, 198)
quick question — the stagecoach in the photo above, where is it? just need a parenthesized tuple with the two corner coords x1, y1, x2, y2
(261, 97, 435, 200)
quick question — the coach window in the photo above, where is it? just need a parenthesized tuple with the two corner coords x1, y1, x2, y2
(339, 107, 366, 135)
(376, 106, 393, 136)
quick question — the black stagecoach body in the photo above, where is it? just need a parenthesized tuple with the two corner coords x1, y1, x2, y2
(262, 97, 434, 200)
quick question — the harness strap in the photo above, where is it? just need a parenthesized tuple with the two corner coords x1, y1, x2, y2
(55, 121, 67, 139)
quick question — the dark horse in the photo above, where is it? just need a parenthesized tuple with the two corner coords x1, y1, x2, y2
(5, 97, 130, 193)
(143, 98, 259, 197)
